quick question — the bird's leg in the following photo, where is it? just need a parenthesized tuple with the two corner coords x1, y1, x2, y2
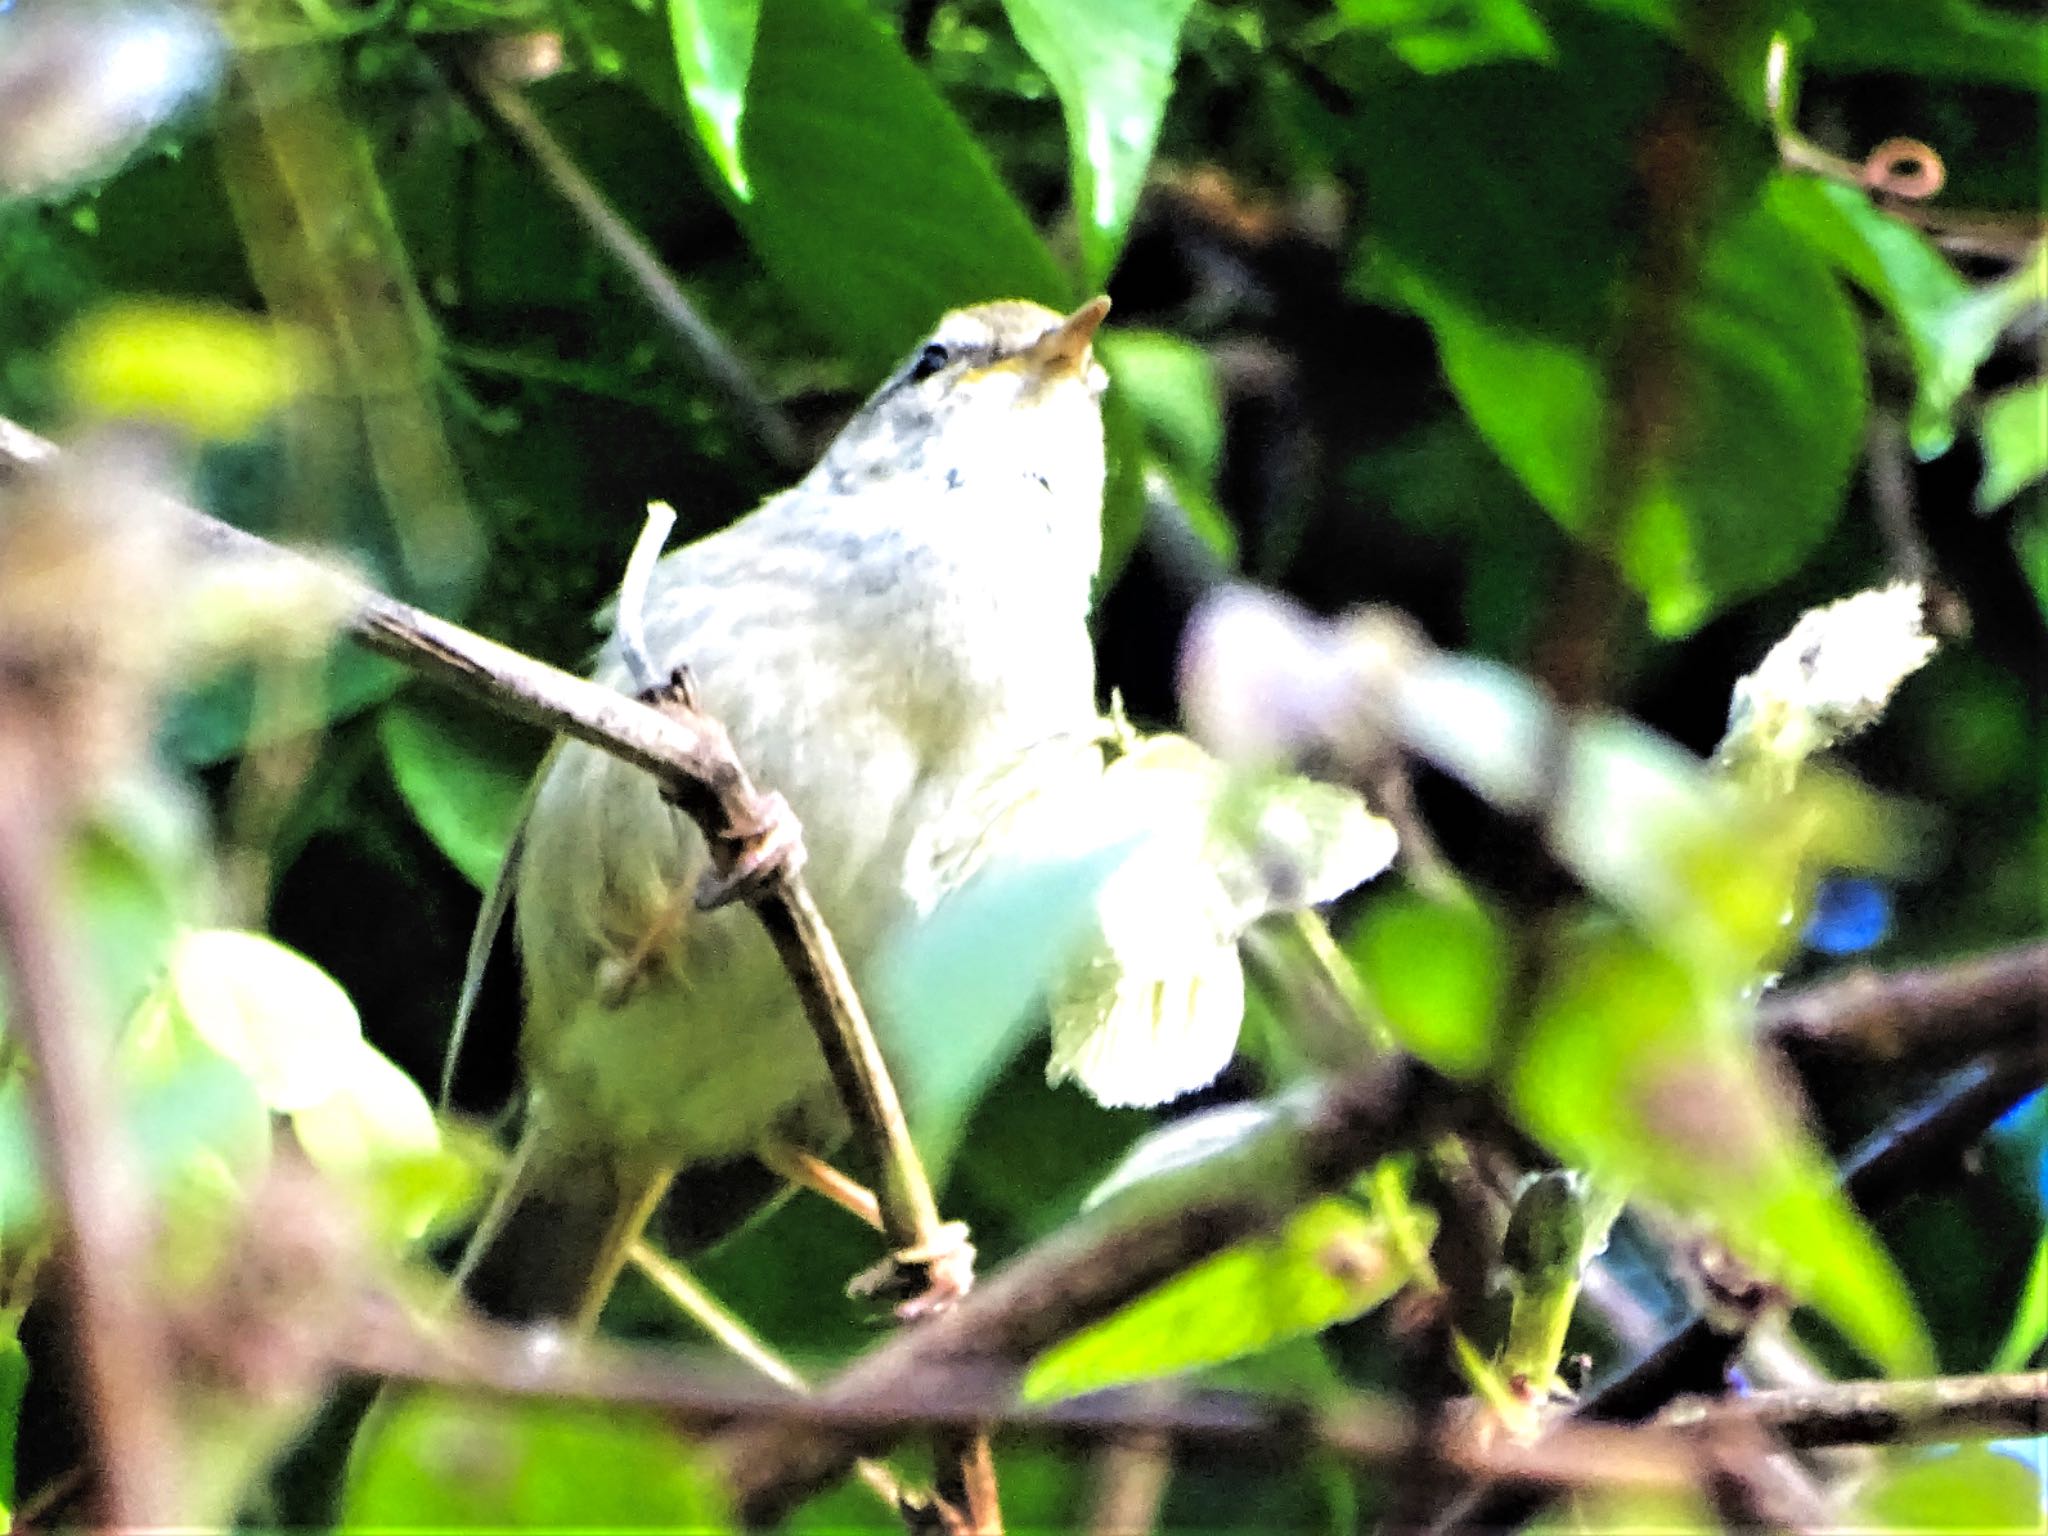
(570, 1164, 676, 1334)
(758, 1138, 883, 1231)
(633, 666, 808, 909)
(694, 787, 806, 909)
(759, 1138, 976, 1319)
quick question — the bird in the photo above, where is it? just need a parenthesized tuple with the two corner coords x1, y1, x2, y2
(457, 297, 1113, 1324)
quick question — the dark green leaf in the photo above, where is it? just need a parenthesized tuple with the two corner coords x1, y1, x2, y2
(344, 1393, 731, 1531)
(1397, 192, 1863, 631)
(1800, 0, 2048, 90)
(739, 0, 1070, 375)
(1001, 0, 1196, 287)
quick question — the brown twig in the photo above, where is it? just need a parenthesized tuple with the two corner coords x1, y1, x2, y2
(0, 714, 177, 1526)
(1762, 940, 2048, 1072)
(334, 1280, 1702, 1497)
(0, 749, 179, 1528)
(1669, 1369, 2048, 1449)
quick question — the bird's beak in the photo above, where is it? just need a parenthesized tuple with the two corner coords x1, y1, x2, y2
(1024, 296, 1111, 377)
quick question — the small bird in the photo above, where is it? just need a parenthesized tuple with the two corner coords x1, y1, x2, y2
(461, 297, 1112, 1322)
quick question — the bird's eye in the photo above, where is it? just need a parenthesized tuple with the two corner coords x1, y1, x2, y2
(908, 342, 950, 383)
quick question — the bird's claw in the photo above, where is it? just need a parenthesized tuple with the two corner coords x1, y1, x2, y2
(694, 790, 806, 909)
(846, 1221, 976, 1321)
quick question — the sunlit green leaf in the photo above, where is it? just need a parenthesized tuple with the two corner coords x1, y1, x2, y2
(290, 1045, 483, 1244)
(1512, 925, 1932, 1374)
(739, 0, 1069, 375)
(881, 833, 1136, 1171)
(1772, 177, 2039, 458)
(1393, 649, 1900, 987)
(1346, 893, 1504, 1077)
(0, 1051, 268, 1234)
(1024, 1197, 1433, 1400)
(0, 1320, 24, 1520)
(668, 0, 760, 198)
(1979, 381, 2048, 512)
(55, 300, 302, 440)
(161, 930, 362, 1114)
(1526, 1486, 1717, 1535)
(1991, 1224, 2048, 1371)
(1334, 0, 1554, 73)
(55, 775, 205, 1037)
(1045, 737, 1395, 1108)
(378, 694, 538, 891)
(1856, 1446, 2044, 1532)
(344, 1393, 731, 1531)
(1001, 0, 1196, 286)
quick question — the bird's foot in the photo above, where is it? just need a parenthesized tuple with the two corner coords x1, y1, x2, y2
(847, 1221, 976, 1321)
(694, 789, 806, 908)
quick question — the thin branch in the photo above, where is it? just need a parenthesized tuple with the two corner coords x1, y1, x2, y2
(334, 1284, 1702, 1498)
(0, 718, 177, 1527)
(1763, 939, 2048, 1072)
(451, 58, 806, 472)
(1667, 1370, 2048, 1450)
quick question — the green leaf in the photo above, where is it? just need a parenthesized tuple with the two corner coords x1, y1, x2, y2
(1023, 1197, 1433, 1400)
(0, 1322, 24, 1520)
(290, 1045, 482, 1244)
(1354, 12, 1682, 341)
(1979, 381, 2048, 512)
(668, 0, 760, 199)
(1398, 192, 1864, 632)
(1099, 329, 1224, 481)
(0, 1051, 269, 1234)
(378, 694, 538, 890)
(56, 300, 302, 441)
(1856, 1446, 2044, 1532)
(344, 1393, 732, 1531)
(1334, 0, 1555, 73)
(1991, 1224, 2048, 1371)
(1771, 176, 2035, 458)
(160, 930, 363, 1114)
(1799, 0, 2048, 90)
(1001, 0, 1196, 287)
(55, 777, 205, 1037)
(879, 834, 1136, 1172)
(1346, 893, 1504, 1078)
(1512, 926, 1932, 1374)
(739, 0, 1070, 375)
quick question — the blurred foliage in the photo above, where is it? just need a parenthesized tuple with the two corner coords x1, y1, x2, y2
(0, 0, 2042, 1528)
